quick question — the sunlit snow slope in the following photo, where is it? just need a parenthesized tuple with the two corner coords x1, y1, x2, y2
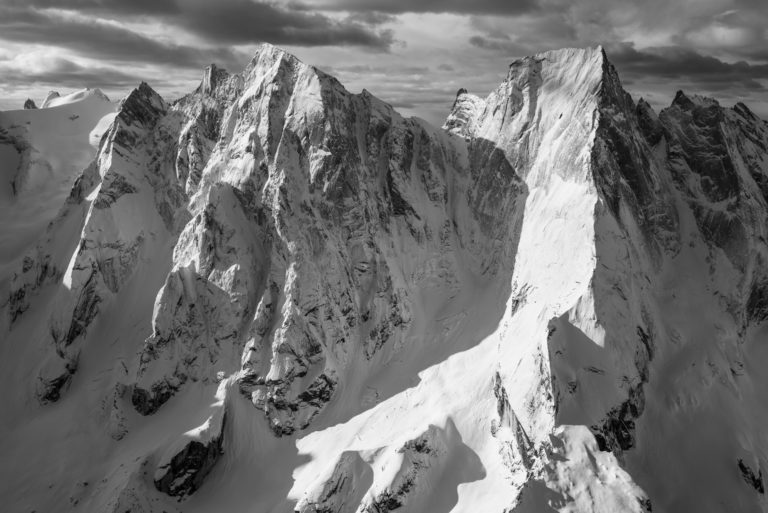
(1, 45, 768, 513)
(0, 88, 116, 283)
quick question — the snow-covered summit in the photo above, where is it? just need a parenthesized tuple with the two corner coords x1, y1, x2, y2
(1, 44, 768, 513)
(37, 88, 110, 109)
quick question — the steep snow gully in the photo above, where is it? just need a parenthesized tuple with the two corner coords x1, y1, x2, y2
(2, 44, 768, 513)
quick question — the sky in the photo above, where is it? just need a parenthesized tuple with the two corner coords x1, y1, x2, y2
(0, 0, 767, 124)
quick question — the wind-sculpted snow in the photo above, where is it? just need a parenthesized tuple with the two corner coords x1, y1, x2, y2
(2, 43, 768, 513)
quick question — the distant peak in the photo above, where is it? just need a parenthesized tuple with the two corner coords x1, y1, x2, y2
(199, 63, 230, 96)
(449, 87, 477, 111)
(733, 102, 758, 120)
(90, 88, 111, 103)
(672, 90, 694, 110)
(129, 82, 164, 105)
(117, 82, 167, 128)
(444, 87, 485, 139)
(23, 98, 37, 110)
(636, 97, 663, 145)
(672, 90, 720, 111)
(40, 91, 61, 108)
(636, 98, 659, 117)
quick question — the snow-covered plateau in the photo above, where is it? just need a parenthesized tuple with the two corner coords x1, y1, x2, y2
(1, 44, 768, 513)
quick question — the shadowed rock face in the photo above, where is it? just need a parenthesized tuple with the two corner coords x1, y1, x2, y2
(4, 43, 768, 513)
(154, 420, 225, 497)
(738, 459, 765, 494)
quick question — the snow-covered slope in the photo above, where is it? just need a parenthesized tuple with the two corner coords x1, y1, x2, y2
(1, 44, 768, 513)
(0, 88, 116, 284)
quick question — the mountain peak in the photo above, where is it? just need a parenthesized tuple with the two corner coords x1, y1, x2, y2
(443, 88, 485, 138)
(245, 42, 304, 74)
(199, 63, 230, 96)
(116, 82, 167, 129)
(447, 45, 612, 147)
(733, 101, 758, 120)
(90, 88, 111, 103)
(40, 90, 61, 108)
(507, 45, 606, 73)
(671, 89, 720, 111)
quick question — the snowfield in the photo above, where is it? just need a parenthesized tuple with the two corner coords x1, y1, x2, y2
(0, 88, 116, 284)
(1, 44, 767, 513)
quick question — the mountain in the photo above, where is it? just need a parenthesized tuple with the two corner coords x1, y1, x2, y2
(0, 88, 116, 286)
(1, 44, 767, 513)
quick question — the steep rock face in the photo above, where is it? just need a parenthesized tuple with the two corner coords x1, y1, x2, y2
(622, 89, 768, 513)
(132, 182, 268, 415)
(8, 83, 177, 402)
(129, 45, 526, 439)
(153, 380, 229, 497)
(659, 93, 768, 319)
(0, 127, 32, 198)
(2, 44, 768, 513)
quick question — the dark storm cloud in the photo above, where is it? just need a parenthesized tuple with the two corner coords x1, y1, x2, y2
(0, 57, 143, 90)
(469, 35, 527, 53)
(345, 11, 398, 26)
(8, 0, 395, 50)
(172, 0, 393, 49)
(300, 0, 539, 15)
(466, 13, 580, 56)
(674, 9, 768, 63)
(6, 0, 180, 15)
(0, 6, 248, 70)
(607, 43, 768, 92)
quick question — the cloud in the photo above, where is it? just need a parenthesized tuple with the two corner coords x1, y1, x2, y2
(607, 42, 768, 92)
(469, 35, 526, 53)
(325, 64, 431, 75)
(466, 12, 580, 56)
(8, 1, 395, 50)
(676, 8, 768, 62)
(0, 7, 249, 70)
(172, 0, 394, 49)
(6, 0, 180, 16)
(0, 56, 144, 90)
(299, 0, 540, 15)
(345, 11, 398, 25)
